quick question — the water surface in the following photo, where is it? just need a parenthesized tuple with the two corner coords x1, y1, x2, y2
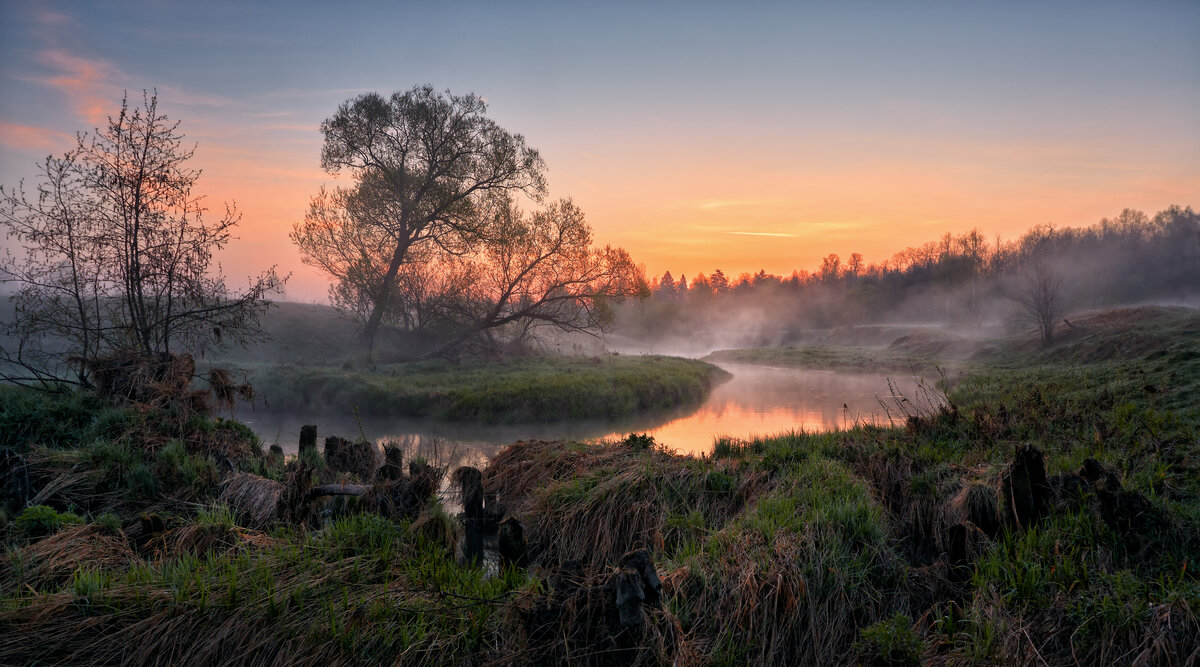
(237, 363, 933, 460)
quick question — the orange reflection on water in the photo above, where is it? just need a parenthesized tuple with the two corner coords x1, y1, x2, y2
(618, 364, 928, 457)
(241, 364, 935, 461)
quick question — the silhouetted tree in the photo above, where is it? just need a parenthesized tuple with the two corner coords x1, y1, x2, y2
(0, 92, 283, 388)
(1012, 263, 1064, 345)
(657, 271, 676, 300)
(846, 253, 864, 277)
(710, 268, 729, 294)
(819, 254, 840, 281)
(291, 85, 546, 356)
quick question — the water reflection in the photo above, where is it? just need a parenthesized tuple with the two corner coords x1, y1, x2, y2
(237, 363, 931, 460)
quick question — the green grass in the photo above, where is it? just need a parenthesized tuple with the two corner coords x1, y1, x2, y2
(1, 509, 537, 664)
(238, 354, 727, 422)
(1, 305, 1197, 664)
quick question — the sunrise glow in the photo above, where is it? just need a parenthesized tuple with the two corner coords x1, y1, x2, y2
(2, 2, 1197, 298)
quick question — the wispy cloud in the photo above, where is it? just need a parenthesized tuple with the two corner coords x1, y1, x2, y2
(727, 231, 797, 237)
(696, 199, 757, 210)
(0, 121, 73, 152)
(694, 197, 795, 212)
(33, 9, 72, 27)
(36, 48, 121, 124)
(261, 87, 372, 101)
(260, 123, 320, 133)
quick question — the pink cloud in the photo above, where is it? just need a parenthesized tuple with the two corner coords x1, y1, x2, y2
(33, 9, 73, 27)
(0, 122, 73, 153)
(36, 48, 121, 125)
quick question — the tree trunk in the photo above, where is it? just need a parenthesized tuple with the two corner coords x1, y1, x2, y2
(362, 237, 411, 358)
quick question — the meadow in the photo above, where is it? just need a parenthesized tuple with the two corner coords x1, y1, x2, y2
(0, 306, 1196, 664)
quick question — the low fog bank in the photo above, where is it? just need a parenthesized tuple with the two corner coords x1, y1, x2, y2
(613, 205, 1200, 356)
(3, 206, 1195, 370)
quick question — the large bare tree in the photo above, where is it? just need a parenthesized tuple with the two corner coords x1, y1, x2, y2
(291, 86, 547, 356)
(0, 92, 283, 388)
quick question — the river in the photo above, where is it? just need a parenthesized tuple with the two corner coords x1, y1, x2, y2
(235, 363, 934, 462)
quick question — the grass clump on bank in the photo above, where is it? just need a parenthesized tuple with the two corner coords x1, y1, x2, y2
(239, 354, 727, 422)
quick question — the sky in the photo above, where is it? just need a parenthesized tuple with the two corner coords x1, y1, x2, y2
(1, 0, 1197, 300)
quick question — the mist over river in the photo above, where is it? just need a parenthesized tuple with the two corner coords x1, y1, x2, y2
(238, 363, 932, 460)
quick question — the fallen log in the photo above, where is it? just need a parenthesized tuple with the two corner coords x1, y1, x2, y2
(307, 483, 371, 499)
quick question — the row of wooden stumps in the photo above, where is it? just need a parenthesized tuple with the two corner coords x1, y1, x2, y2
(288, 424, 528, 569)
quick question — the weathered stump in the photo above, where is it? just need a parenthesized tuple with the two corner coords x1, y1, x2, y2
(605, 570, 648, 636)
(325, 436, 378, 481)
(619, 549, 662, 606)
(378, 445, 404, 481)
(457, 466, 485, 565)
(946, 521, 987, 575)
(498, 516, 528, 569)
(267, 444, 285, 469)
(0, 449, 30, 511)
(999, 444, 1050, 531)
(299, 424, 318, 455)
(605, 549, 664, 642)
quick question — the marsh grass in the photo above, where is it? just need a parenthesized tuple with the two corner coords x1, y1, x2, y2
(1, 306, 1198, 665)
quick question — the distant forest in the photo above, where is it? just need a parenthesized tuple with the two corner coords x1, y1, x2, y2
(619, 205, 1199, 349)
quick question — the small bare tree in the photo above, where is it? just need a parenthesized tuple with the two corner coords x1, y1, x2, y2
(0, 92, 284, 390)
(415, 198, 643, 358)
(1012, 262, 1064, 345)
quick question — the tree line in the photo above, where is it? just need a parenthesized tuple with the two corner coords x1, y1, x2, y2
(3, 85, 1197, 392)
(624, 205, 1199, 347)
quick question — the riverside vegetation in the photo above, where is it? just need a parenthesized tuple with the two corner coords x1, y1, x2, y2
(237, 354, 725, 423)
(0, 306, 1197, 665)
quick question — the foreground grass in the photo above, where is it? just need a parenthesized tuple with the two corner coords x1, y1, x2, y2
(237, 354, 727, 423)
(1, 512, 535, 664)
(2, 306, 1198, 664)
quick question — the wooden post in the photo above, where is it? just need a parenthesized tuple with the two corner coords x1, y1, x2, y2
(379, 445, 404, 481)
(299, 424, 317, 455)
(458, 467, 484, 565)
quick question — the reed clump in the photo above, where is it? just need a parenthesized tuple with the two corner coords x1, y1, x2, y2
(486, 439, 769, 567)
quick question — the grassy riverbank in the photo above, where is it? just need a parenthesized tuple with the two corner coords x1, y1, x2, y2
(703, 326, 983, 373)
(236, 355, 727, 423)
(1, 306, 1197, 664)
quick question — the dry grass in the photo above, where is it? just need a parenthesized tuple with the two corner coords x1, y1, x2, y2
(219, 472, 284, 529)
(487, 440, 768, 568)
(149, 523, 278, 560)
(2, 524, 137, 591)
